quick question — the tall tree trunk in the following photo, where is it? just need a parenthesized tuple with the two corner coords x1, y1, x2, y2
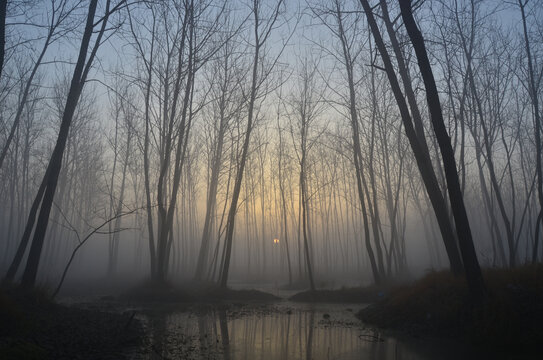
(107, 101, 120, 275)
(334, 2, 381, 283)
(142, 33, 156, 278)
(218, 32, 259, 287)
(218, 0, 283, 287)
(518, 0, 543, 263)
(20, 0, 107, 287)
(278, 117, 293, 285)
(300, 160, 315, 290)
(154, 3, 192, 282)
(398, 0, 485, 301)
(194, 52, 229, 279)
(108, 128, 132, 275)
(4, 167, 48, 281)
(359, 0, 463, 276)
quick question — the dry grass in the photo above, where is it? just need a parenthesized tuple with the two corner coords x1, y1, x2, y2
(357, 265, 543, 347)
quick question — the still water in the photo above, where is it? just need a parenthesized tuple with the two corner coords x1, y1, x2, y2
(131, 302, 455, 360)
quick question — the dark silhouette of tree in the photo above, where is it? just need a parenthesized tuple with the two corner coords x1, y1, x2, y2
(12, 0, 118, 287)
(359, 0, 464, 276)
(517, 0, 543, 263)
(398, 0, 485, 301)
(218, 0, 285, 288)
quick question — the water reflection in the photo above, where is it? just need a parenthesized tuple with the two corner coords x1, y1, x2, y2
(137, 304, 432, 360)
(218, 309, 230, 360)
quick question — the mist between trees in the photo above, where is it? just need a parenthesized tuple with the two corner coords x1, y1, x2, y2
(0, 0, 541, 298)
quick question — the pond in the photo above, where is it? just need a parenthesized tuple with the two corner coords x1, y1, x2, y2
(127, 302, 468, 360)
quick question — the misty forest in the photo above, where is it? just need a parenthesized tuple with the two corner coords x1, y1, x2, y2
(1, 0, 542, 359)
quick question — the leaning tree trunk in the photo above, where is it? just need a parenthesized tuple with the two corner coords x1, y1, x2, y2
(359, 0, 464, 277)
(398, 0, 485, 301)
(20, 0, 106, 287)
(378, 0, 463, 275)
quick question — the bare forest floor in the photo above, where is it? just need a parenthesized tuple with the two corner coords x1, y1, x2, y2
(356, 265, 543, 354)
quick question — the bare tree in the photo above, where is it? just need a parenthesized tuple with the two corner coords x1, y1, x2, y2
(0, 0, 82, 170)
(358, 0, 465, 279)
(285, 55, 327, 290)
(194, 20, 245, 281)
(398, 0, 485, 300)
(275, 85, 293, 285)
(517, 0, 543, 263)
(218, 0, 286, 288)
(107, 79, 134, 276)
(310, 0, 384, 283)
(12, 0, 121, 287)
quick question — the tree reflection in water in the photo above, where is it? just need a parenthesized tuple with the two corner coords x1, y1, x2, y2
(138, 304, 431, 360)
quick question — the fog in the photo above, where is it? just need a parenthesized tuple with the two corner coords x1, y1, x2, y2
(1, 0, 542, 358)
(0, 0, 541, 294)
